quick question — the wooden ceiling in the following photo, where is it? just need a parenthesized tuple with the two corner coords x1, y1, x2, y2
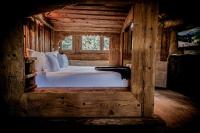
(44, 1, 133, 33)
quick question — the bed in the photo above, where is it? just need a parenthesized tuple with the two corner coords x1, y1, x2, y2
(36, 66, 128, 88)
(28, 49, 129, 89)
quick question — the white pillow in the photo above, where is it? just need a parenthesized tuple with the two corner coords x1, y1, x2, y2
(31, 51, 47, 72)
(45, 53, 61, 72)
(57, 53, 69, 68)
(45, 50, 59, 57)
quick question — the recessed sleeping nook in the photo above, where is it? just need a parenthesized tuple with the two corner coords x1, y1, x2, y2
(2, 0, 158, 118)
(23, 3, 133, 93)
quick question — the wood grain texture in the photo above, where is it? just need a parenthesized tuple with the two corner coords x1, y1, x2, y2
(0, 20, 24, 112)
(23, 17, 52, 53)
(109, 34, 121, 66)
(122, 6, 134, 32)
(20, 90, 141, 117)
(131, 0, 158, 117)
(44, 3, 132, 33)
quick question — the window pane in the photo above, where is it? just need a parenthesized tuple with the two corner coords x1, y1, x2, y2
(103, 36, 110, 50)
(61, 35, 72, 50)
(82, 35, 100, 50)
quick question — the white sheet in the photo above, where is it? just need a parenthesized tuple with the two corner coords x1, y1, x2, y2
(36, 66, 128, 88)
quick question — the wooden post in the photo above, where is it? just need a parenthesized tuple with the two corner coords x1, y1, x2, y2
(0, 20, 24, 112)
(169, 29, 178, 55)
(131, 0, 158, 117)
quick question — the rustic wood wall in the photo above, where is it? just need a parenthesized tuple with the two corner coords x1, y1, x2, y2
(53, 31, 121, 65)
(109, 34, 121, 66)
(23, 17, 53, 55)
(121, 6, 134, 66)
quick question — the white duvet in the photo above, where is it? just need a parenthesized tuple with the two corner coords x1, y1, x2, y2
(36, 66, 128, 88)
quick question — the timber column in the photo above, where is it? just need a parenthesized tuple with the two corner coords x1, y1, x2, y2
(131, 0, 158, 117)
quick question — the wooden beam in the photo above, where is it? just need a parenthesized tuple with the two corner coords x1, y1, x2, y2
(63, 5, 130, 12)
(53, 23, 122, 28)
(163, 19, 183, 28)
(20, 90, 141, 117)
(50, 18, 124, 25)
(45, 13, 126, 20)
(49, 9, 128, 16)
(34, 14, 56, 30)
(131, 0, 158, 117)
(54, 27, 121, 33)
(169, 29, 183, 54)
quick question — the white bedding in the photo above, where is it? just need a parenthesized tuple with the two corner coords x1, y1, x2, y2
(36, 66, 128, 88)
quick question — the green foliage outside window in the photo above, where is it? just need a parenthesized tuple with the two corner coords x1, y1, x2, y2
(82, 35, 100, 50)
(103, 36, 110, 50)
(61, 35, 72, 50)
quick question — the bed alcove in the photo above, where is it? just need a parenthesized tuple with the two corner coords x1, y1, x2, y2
(0, 0, 161, 125)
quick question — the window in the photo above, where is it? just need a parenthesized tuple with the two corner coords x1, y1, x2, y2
(103, 36, 110, 50)
(81, 35, 110, 51)
(81, 35, 100, 50)
(60, 35, 72, 51)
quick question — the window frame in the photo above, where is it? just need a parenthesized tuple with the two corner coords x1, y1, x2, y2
(79, 35, 110, 53)
(59, 35, 75, 53)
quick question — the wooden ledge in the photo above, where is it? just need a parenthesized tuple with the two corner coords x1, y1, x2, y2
(29, 87, 130, 93)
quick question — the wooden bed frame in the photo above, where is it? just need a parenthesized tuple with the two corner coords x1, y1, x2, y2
(1, 0, 159, 125)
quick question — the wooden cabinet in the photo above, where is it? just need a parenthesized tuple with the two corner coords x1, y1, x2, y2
(25, 57, 37, 92)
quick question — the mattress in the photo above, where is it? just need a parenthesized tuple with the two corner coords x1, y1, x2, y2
(36, 66, 128, 88)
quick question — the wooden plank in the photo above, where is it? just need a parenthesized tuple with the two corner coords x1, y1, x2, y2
(34, 88, 129, 92)
(45, 13, 126, 20)
(55, 27, 121, 33)
(163, 19, 183, 28)
(131, 0, 158, 117)
(109, 34, 121, 65)
(50, 18, 124, 25)
(51, 9, 128, 16)
(20, 90, 141, 117)
(62, 5, 130, 12)
(53, 23, 122, 28)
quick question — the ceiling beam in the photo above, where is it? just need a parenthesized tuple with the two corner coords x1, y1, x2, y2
(45, 13, 126, 20)
(62, 5, 130, 12)
(54, 27, 121, 33)
(53, 23, 122, 28)
(49, 9, 128, 16)
(50, 18, 124, 25)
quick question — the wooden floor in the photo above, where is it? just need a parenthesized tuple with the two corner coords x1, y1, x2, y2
(154, 88, 200, 132)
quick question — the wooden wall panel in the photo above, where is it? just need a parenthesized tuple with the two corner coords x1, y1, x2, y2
(23, 17, 52, 56)
(53, 31, 120, 64)
(121, 5, 134, 67)
(109, 34, 121, 66)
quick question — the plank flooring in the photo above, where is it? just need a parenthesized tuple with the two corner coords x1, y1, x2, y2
(154, 88, 200, 132)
